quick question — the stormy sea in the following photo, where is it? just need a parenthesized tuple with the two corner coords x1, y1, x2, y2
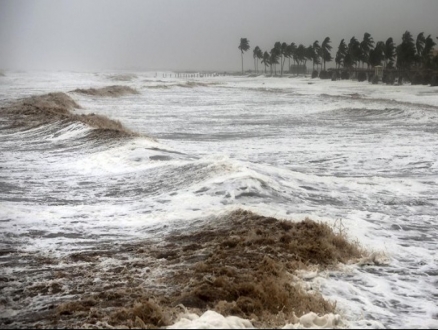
(1, 71, 438, 329)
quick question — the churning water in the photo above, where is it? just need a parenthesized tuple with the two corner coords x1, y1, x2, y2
(1, 71, 438, 328)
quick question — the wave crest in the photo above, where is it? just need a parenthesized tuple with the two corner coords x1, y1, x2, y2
(1, 92, 138, 137)
(72, 85, 139, 97)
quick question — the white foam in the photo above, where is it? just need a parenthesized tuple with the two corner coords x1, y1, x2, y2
(2, 71, 438, 328)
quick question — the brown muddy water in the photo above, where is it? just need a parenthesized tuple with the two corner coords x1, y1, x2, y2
(0, 210, 363, 328)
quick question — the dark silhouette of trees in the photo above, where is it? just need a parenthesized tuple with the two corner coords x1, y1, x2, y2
(240, 28, 437, 81)
(312, 41, 321, 71)
(422, 35, 436, 68)
(286, 43, 296, 72)
(335, 39, 347, 68)
(360, 33, 374, 68)
(289, 42, 297, 71)
(321, 37, 333, 70)
(296, 44, 306, 66)
(253, 46, 261, 73)
(396, 31, 416, 70)
(238, 38, 250, 75)
(256, 47, 263, 73)
(384, 38, 396, 68)
(261, 51, 270, 74)
(415, 32, 426, 66)
(280, 42, 289, 76)
(347, 37, 361, 68)
(270, 46, 280, 75)
(369, 41, 385, 67)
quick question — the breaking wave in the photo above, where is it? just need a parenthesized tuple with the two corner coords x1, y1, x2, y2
(106, 73, 137, 81)
(0, 92, 140, 138)
(72, 85, 139, 97)
(0, 209, 366, 328)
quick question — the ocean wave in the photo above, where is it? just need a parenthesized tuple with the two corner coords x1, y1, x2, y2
(106, 73, 137, 81)
(0, 209, 365, 328)
(320, 92, 438, 111)
(175, 81, 222, 88)
(0, 92, 141, 138)
(71, 85, 139, 97)
(317, 106, 438, 123)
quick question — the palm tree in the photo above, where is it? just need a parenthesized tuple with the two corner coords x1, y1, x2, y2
(422, 35, 436, 68)
(261, 51, 271, 74)
(360, 33, 374, 68)
(336, 39, 347, 68)
(305, 45, 314, 69)
(321, 37, 333, 71)
(396, 31, 416, 70)
(289, 42, 297, 72)
(369, 41, 385, 67)
(256, 47, 264, 73)
(280, 42, 289, 76)
(384, 37, 396, 68)
(348, 37, 361, 68)
(415, 32, 425, 67)
(253, 46, 261, 73)
(270, 47, 280, 75)
(294, 44, 306, 74)
(312, 41, 321, 71)
(238, 38, 250, 75)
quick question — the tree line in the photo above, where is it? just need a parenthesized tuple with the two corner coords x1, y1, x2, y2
(238, 31, 438, 77)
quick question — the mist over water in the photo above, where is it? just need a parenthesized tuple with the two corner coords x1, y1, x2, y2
(1, 71, 438, 328)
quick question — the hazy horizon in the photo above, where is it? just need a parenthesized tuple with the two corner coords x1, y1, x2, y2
(1, 0, 437, 72)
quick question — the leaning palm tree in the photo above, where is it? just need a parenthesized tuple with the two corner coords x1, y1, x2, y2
(261, 51, 271, 74)
(238, 38, 250, 75)
(415, 32, 425, 67)
(369, 41, 385, 67)
(384, 37, 396, 68)
(321, 37, 333, 71)
(253, 46, 261, 73)
(348, 36, 361, 68)
(270, 47, 280, 75)
(295, 44, 306, 74)
(312, 41, 321, 71)
(397, 31, 416, 70)
(360, 32, 374, 68)
(289, 42, 297, 72)
(280, 42, 289, 76)
(336, 39, 347, 68)
(422, 35, 436, 68)
(305, 45, 314, 69)
(256, 47, 264, 73)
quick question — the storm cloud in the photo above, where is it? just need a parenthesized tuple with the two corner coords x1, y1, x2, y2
(1, 0, 437, 71)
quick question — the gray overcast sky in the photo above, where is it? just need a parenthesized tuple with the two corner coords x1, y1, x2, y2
(0, 0, 437, 71)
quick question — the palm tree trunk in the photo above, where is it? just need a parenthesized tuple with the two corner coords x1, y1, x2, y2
(241, 52, 244, 75)
(282, 56, 286, 76)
